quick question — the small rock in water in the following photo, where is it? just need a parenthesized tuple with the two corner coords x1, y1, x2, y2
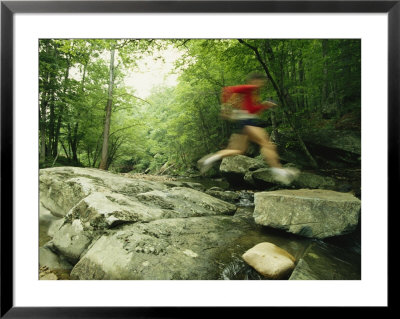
(183, 249, 198, 258)
(242, 242, 296, 279)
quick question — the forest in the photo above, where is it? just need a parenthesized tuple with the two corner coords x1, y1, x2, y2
(38, 38, 362, 281)
(39, 38, 361, 176)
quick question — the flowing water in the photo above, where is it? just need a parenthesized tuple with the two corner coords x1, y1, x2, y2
(39, 175, 361, 280)
(177, 176, 361, 280)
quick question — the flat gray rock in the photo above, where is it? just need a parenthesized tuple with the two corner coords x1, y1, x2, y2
(254, 189, 361, 239)
(70, 215, 256, 280)
(42, 167, 237, 266)
(39, 167, 167, 217)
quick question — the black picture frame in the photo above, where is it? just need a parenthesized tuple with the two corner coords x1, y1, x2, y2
(1, 0, 394, 317)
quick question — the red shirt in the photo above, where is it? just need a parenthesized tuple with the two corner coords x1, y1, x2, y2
(222, 85, 264, 114)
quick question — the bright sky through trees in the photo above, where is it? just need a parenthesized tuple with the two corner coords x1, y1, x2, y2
(40, 39, 361, 173)
(124, 45, 184, 98)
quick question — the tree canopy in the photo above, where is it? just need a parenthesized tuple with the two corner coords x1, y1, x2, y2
(39, 38, 361, 174)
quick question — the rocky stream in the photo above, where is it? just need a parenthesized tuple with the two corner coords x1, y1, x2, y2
(39, 149, 361, 280)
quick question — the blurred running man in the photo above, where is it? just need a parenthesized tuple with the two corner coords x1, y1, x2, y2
(197, 72, 299, 185)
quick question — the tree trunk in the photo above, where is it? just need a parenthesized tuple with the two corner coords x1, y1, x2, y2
(92, 134, 103, 168)
(69, 55, 89, 161)
(298, 55, 305, 110)
(99, 46, 115, 170)
(282, 109, 318, 168)
(40, 100, 47, 162)
(107, 136, 124, 168)
(40, 42, 51, 162)
(61, 141, 70, 159)
(322, 39, 329, 105)
(87, 148, 92, 167)
(71, 123, 79, 162)
(48, 93, 55, 157)
(238, 39, 318, 168)
(270, 110, 279, 144)
(54, 60, 70, 158)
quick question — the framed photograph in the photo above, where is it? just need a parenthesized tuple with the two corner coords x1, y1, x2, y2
(1, 0, 394, 317)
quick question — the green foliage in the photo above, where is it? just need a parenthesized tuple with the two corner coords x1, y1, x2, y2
(39, 39, 360, 174)
(39, 156, 83, 169)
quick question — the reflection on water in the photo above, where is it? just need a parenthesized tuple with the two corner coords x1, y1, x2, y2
(39, 175, 361, 280)
(177, 176, 230, 190)
(220, 256, 264, 280)
(39, 205, 60, 247)
(237, 191, 254, 207)
(214, 206, 314, 280)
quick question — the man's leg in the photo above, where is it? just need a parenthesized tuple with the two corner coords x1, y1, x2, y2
(197, 133, 248, 173)
(243, 125, 281, 167)
(243, 125, 299, 185)
(217, 133, 248, 157)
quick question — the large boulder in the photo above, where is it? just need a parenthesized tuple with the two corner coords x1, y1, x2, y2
(50, 191, 168, 263)
(42, 167, 237, 264)
(40, 167, 361, 280)
(244, 168, 277, 187)
(52, 189, 234, 262)
(52, 219, 95, 263)
(301, 129, 361, 167)
(275, 129, 361, 169)
(70, 215, 256, 280)
(220, 155, 266, 185)
(39, 243, 74, 271)
(302, 129, 361, 156)
(220, 155, 352, 192)
(136, 187, 236, 217)
(245, 167, 351, 193)
(39, 167, 168, 217)
(292, 171, 338, 190)
(253, 189, 361, 239)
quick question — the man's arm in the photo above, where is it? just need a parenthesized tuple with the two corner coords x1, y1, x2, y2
(260, 100, 278, 110)
(221, 85, 256, 104)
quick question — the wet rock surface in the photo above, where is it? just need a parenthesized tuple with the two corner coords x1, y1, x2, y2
(220, 155, 357, 195)
(289, 240, 361, 280)
(205, 187, 241, 203)
(277, 129, 361, 169)
(39, 167, 361, 280)
(220, 155, 266, 186)
(70, 214, 256, 280)
(254, 189, 361, 239)
(301, 129, 361, 156)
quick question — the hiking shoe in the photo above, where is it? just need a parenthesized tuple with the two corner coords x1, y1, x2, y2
(270, 167, 291, 185)
(197, 154, 221, 174)
(284, 167, 300, 183)
(270, 167, 300, 185)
